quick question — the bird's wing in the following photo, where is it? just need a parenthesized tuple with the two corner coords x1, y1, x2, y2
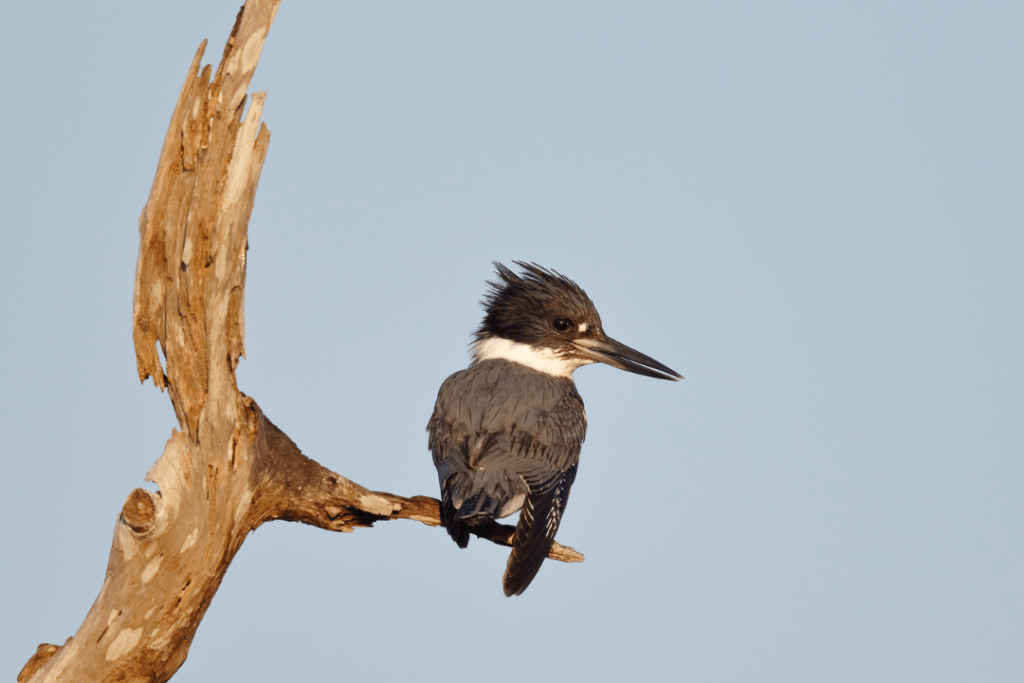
(427, 362, 587, 581)
(502, 463, 578, 597)
(428, 362, 585, 474)
(439, 485, 470, 548)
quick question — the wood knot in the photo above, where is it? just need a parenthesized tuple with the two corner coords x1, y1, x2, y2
(121, 488, 156, 535)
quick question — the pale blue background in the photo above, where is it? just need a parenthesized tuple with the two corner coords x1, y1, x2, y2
(2, 2, 1021, 681)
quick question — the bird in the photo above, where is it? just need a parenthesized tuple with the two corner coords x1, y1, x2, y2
(427, 261, 682, 596)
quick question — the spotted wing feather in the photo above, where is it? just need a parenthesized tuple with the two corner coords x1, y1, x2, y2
(502, 464, 578, 596)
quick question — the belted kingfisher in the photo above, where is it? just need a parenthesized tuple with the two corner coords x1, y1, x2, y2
(428, 262, 681, 596)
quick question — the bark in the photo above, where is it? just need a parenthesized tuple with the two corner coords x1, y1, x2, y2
(20, 3, 581, 682)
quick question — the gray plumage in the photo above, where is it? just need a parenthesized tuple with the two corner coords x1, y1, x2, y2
(428, 262, 681, 596)
(429, 358, 584, 594)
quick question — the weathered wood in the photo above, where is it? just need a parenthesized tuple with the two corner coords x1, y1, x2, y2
(21, 3, 581, 681)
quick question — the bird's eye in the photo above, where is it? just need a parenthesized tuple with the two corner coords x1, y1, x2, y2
(552, 317, 571, 332)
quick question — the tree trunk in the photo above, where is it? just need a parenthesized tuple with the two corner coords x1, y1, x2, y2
(19, 3, 581, 682)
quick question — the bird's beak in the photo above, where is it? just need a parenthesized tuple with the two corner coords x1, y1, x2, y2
(572, 336, 683, 381)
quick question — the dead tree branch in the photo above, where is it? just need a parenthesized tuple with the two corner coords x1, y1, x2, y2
(21, 3, 580, 682)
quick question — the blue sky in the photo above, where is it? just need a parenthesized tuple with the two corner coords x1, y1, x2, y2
(2, 2, 1021, 681)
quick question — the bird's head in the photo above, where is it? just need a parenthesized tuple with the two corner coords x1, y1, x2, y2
(472, 261, 682, 381)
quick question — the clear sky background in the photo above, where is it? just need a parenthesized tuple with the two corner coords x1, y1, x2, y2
(2, 2, 1021, 681)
